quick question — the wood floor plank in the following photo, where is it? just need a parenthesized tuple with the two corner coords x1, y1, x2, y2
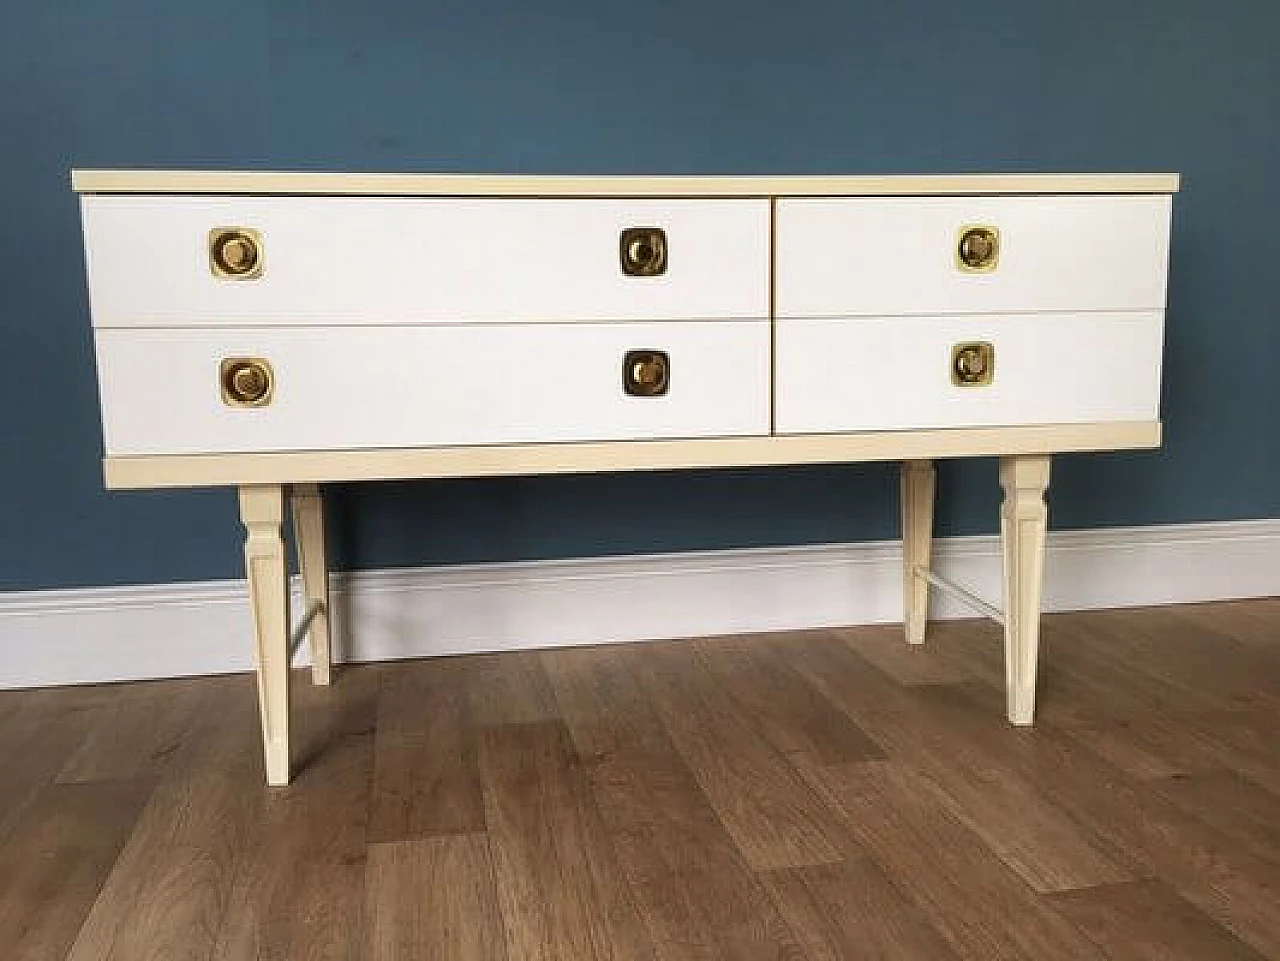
(1048, 879, 1268, 960)
(908, 692, 1134, 892)
(838, 622, 983, 686)
(210, 732, 374, 961)
(1089, 608, 1280, 712)
(369, 658, 484, 842)
(478, 719, 656, 961)
(1040, 706, 1219, 782)
(693, 633, 884, 764)
(366, 835, 508, 961)
(759, 858, 962, 961)
(1190, 709, 1280, 797)
(885, 617, 1204, 777)
(1147, 768, 1280, 864)
(788, 640, 1133, 892)
(468, 651, 560, 727)
(0, 691, 98, 847)
(797, 758, 1108, 961)
(0, 779, 154, 961)
(66, 676, 268, 961)
(369, 732, 484, 842)
(292, 664, 382, 750)
(1046, 615, 1250, 715)
(1070, 780, 1280, 956)
(914, 618, 1008, 690)
(1186, 598, 1279, 649)
(1010, 623, 1276, 786)
(542, 646, 809, 960)
(634, 641, 846, 870)
(921, 685, 1280, 957)
(1037, 622, 1219, 719)
(57, 677, 209, 784)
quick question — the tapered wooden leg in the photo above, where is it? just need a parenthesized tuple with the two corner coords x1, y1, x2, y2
(240, 484, 291, 786)
(901, 459, 936, 645)
(999, 455, 1051, 725)
(291, 483, 332, 686)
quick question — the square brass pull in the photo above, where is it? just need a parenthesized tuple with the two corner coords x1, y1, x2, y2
(220, 357, 275, 406)
(620, 227, 667, 277)
(623, 349, 669, 396)
(209, 227, 264, 280)
(951, 342, 995, 387)
(956, 225, 999, 273)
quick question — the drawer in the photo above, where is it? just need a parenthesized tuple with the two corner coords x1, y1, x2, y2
(80, 196, 769, 327)
(776, 195, 1172, 317)
(775, 313, 1163, 434)
(94, 322, 770, 455)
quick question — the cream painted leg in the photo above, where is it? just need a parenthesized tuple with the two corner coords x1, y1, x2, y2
(998, 455, 1051, 725)
(240, 484, 291, 786)
(900, 459, 936, 645)
(291, 483, 332, 686)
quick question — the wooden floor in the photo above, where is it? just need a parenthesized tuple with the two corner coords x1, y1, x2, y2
(0, 600, 1277, 960)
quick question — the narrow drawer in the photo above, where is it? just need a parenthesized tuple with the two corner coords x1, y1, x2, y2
(80, 196, 769, 327)
(775, 312, 1163, 434)
(776, 195, 1172, 317)
(94, 322, 770, 455)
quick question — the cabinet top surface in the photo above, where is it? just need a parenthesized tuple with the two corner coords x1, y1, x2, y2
(71, 170, 1180, 197)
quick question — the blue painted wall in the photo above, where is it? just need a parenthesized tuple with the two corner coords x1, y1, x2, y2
(2, 0, 1277, 591)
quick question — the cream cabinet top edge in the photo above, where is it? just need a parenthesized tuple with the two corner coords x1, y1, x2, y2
(70, 170, 1180, 197)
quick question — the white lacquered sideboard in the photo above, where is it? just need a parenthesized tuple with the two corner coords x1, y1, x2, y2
(73, 170, 1178, 786)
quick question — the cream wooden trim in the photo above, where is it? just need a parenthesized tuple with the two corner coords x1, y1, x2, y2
(70, 170, 1181, 197)
(103, 422, 1161, 490)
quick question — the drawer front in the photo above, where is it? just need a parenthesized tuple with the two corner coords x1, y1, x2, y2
(776, 195, 1172, 317)
(95, 322, 770, 454)
(775, 313, 1163, 434)
(81, 196, 769, 327)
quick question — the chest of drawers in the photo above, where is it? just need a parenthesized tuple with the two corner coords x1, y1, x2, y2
(74, 170, 1178, 786)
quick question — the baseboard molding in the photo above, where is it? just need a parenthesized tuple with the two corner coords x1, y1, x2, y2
(2, 518, 1277, 689)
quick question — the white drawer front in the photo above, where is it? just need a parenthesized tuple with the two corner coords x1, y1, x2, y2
(95, 322, 769, 454)
(775, 313, 1163, 434)
(776, 195, 1172, 317)
(81, 196, 769, 328)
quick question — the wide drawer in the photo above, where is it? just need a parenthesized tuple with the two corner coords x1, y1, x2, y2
(80, 196, 770, 327)
(776, 195, 1172, 317)
(95, 321, 770, 455)
(775, 312, 1163, 434)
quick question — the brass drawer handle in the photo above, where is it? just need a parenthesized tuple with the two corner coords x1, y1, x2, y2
(956, 225, 999, 272)
(220, 357, 274, 406)
(209, 227, 264, 279)
(623, 349, 669, 396)
(952, 342, 994, 386)
(620, 227, 667, 277)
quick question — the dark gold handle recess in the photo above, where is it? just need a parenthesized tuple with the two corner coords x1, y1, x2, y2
(951, 342, 995, 387)
(209, 227, 264, 279)
(220, 357, 274, 406)
(956, 225, 999, 272)
(620, 227, 667, 277)
(623, 349, 669, 396)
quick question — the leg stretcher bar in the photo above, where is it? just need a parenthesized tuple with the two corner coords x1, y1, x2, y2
(288, 599, 326, 663)
(913, 566, 1005, 626)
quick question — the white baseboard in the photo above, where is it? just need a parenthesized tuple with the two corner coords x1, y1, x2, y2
(1, 518, 1277, 689)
